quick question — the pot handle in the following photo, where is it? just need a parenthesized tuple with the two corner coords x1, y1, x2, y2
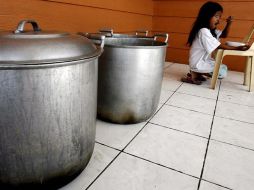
(99, 28, 113, 37)
(78, 32, 105, 48)
(135, 30, 148, 36)
(14, 20, 41, 34)
(153, 33, 169, 43)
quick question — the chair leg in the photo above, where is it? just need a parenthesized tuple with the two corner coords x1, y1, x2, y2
(211, 50, 223, 89)
(248, 57, 254, 92)
(244, 57, 251, 86)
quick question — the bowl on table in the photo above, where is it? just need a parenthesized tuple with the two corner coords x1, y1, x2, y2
(226, 41, 246, 47)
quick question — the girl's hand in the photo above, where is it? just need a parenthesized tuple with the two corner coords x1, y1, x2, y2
(226, 16, 233, 23)
(237, 45, 250, 51)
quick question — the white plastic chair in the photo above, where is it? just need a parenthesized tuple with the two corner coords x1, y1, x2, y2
(211, 24, 254, 91)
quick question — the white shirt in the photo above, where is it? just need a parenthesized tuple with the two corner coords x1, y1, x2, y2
(189, 28, 221, 73)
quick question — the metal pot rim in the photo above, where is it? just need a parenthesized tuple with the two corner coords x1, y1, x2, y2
(103, 38, 168, 48)
(0, 48, 102, 70)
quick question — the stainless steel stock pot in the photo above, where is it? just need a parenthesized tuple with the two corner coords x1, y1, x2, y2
(0, 20, 104, 189)
(96, 36, 168, 124)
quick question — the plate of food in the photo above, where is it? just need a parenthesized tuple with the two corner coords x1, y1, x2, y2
(226, 41, 246, 47)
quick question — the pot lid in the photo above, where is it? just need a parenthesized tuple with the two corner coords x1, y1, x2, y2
(0, 20, 103, 65)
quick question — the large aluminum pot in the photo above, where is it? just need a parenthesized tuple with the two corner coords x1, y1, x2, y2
(96, 37, 168, 124)
(0, 20, 104, 189)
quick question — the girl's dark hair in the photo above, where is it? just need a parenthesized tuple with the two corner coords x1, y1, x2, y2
(187, 1, 223, 46)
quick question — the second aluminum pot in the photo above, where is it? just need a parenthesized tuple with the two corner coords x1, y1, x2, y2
(97, 37, 168, 124)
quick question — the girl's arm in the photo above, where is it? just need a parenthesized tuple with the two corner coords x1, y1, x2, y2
(218, 43, 250, 51)
(220, 16, 233, 38)
(211, 44, 250, 59)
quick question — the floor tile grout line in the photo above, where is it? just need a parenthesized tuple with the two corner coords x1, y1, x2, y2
(95, 141, 122, 152)
(85, 143, 125, 190)
(217, 99, 254, 108)
(122, 151, 200, 180)
(161, 89, 177, 94)
(168, 77, 254, 107)
(210, 138, 254, 152)
(149, 121, 254, 152)
(85, 151, 122, 190)
(220, 88, 251, 93)
(201, 179, 233, 190)
(197, 80, 221, 190)
(121, 122, 150, 152)
(150, 118, 254, 153)
(149, 82, 183, 122)
(164, 104, 214, 116)
(214, 115, 254, 125)
(149, 122, 209, 140)
(91, 142, 203, 186)
(175, 91, 219, 100)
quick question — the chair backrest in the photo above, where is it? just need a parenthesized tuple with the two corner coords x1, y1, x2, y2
(242, 24, 254, 43)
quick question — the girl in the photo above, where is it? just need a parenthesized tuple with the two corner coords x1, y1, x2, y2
(182, 1, 250, 85)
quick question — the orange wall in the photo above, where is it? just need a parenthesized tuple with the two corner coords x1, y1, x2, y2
(153, 0, 254, 71)
(0, 0, 153, 34)
(1, 0, 253, 71)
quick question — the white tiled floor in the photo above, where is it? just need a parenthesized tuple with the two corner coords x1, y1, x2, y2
(61, 62, 254, 190)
